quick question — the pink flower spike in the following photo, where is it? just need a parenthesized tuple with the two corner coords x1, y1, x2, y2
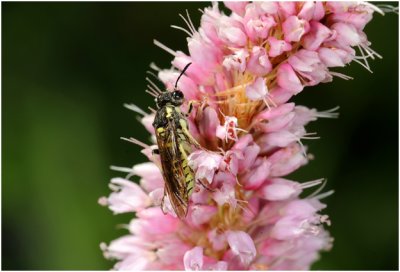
(268, 37, 292, 57)
(282, 15, 310, 42)
(184, 246, 204, 271)
(226, 231, 257, 266)
(245, 77, 268, 101)
(277, 63, 303, 94)
(102, 1, 386, 269)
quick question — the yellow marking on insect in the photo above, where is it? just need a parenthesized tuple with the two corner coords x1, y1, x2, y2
(178, 142, 195, 195)
(179, 119, 188, 130)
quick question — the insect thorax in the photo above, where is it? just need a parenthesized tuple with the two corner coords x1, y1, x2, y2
(153, 104, 182, 129)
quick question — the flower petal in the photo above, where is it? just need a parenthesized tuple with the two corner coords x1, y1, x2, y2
(226, 231, 257, 265)
(184, 246, 204, 271)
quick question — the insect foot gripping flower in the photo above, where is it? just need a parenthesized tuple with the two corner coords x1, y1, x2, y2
(100, 2, 390, 270)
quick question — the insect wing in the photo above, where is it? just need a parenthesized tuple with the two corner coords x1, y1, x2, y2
(155, 115, 189, 218)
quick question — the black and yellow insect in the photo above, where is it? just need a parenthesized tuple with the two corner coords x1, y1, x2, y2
(152, 63, 201, 219)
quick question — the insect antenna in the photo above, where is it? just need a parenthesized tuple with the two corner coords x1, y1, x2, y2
(175, 62, 192, 90)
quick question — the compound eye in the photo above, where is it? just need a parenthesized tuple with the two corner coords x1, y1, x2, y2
(172, 90, 184, 100)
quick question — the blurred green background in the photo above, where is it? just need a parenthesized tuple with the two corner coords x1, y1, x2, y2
(3, 2, 398, 270)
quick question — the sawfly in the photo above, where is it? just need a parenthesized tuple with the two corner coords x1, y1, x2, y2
(152, 63, 202, 219)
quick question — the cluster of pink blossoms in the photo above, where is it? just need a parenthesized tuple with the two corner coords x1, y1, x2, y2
(100, 2, 385, 270)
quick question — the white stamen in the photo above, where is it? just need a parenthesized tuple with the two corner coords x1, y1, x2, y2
(109, 183, 120, 191)
(146, 70, 163, 88)
(307, 179, 327, 198)
(359, 1, 385, 15)
(121, 137, 149, 149)
(361, 43, 382, 59)
(124, 103, 148, 116)
(296, 139, 309, 158)
(145, 85, 159, 96)
(171, 25, 193, 37)
(116, 223, 130, 230)
(146, 77, 163, 94)
(146, 89, 158, 97)
(148, 107, 157, 113)
(110, 165, 133, 173)
(315, 106, 340, 119)
(154, 40, 177, 57)
(150, 62, 161, 72)
(376, 4, 399, 14)
(300, 178, 325, 189)
(186, 9, 197, 34)
(178, 11, 196, 34)
(313, 190, 335, 200)
(301, 132, 320, 140)
(353, 59, 373, 73)
(357, 44, 372, 71)
(147, 85, 161, 96)
(330, 71, 354, 80)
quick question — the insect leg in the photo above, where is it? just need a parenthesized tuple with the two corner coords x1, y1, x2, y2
(197, 178, 216, 192)
(185, 100, 194, 117)
(161, 194, 168, 215)
(185, 100, 202, 117)
(178, 118, 203, 149)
